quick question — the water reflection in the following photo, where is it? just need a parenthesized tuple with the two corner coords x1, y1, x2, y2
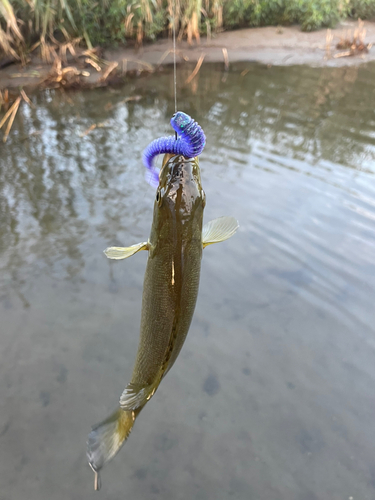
(1, 64, 375, 306)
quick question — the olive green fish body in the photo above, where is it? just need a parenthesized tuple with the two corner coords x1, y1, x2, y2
(87, 154, 238, 489)
(132, 156, 204, 387)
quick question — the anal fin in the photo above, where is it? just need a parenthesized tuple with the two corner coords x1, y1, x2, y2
(119, 382, 157, 411)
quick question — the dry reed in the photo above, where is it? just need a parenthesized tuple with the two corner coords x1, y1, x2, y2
(185, 53, 205, 84)
(335, 19, 371, 57)
(0, 90, 31, 142)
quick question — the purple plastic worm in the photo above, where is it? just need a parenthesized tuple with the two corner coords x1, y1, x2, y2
(143, 111, 206, 187)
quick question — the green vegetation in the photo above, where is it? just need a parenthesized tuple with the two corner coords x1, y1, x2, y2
(349, 0, 375, 18)
(0, 0, 375, 60)
(222, 0, 349, 31)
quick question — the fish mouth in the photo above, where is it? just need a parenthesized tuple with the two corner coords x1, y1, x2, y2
(159, 154, 202, 193)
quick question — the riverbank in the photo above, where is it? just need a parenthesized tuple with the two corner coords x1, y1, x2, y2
(0, 20, 374, 91)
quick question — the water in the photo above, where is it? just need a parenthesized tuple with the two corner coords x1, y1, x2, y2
(1, 63, 375, 500)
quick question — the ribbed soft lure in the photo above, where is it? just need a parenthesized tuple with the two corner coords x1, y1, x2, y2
(142, 111, 206, 187)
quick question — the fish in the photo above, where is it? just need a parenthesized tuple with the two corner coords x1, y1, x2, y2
(86, 152, 238, 490)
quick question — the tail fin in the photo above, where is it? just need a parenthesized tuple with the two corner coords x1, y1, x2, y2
(87, 408, 140, 490)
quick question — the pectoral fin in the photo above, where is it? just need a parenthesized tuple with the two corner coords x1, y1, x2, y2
(120, 382, 157, 411)
(104, 242, 148, 260)
(202, 217, 239, 248)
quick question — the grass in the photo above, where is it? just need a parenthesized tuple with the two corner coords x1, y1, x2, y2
(0, 0, 375, 60)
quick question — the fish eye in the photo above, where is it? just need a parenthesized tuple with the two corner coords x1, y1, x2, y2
(156, 189, 162, 206)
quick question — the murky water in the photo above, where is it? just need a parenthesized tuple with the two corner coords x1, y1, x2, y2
(1, 62, 375, 500)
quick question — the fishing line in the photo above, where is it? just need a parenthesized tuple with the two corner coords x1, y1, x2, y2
(172, 0, 177, 114)
(172, 0, 178, 139)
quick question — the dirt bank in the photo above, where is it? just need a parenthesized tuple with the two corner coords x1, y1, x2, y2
(0, 20, 374, 90)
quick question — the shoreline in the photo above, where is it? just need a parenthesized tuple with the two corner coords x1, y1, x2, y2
(0, 20, 375, 91)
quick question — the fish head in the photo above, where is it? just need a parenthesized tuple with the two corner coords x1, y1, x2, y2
(152, 154, 205, 235)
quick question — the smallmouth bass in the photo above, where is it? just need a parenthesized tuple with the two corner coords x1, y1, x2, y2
(87, 153, 238, 490)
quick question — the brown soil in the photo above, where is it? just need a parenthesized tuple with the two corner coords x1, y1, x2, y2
(1, 20, 375, 91)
